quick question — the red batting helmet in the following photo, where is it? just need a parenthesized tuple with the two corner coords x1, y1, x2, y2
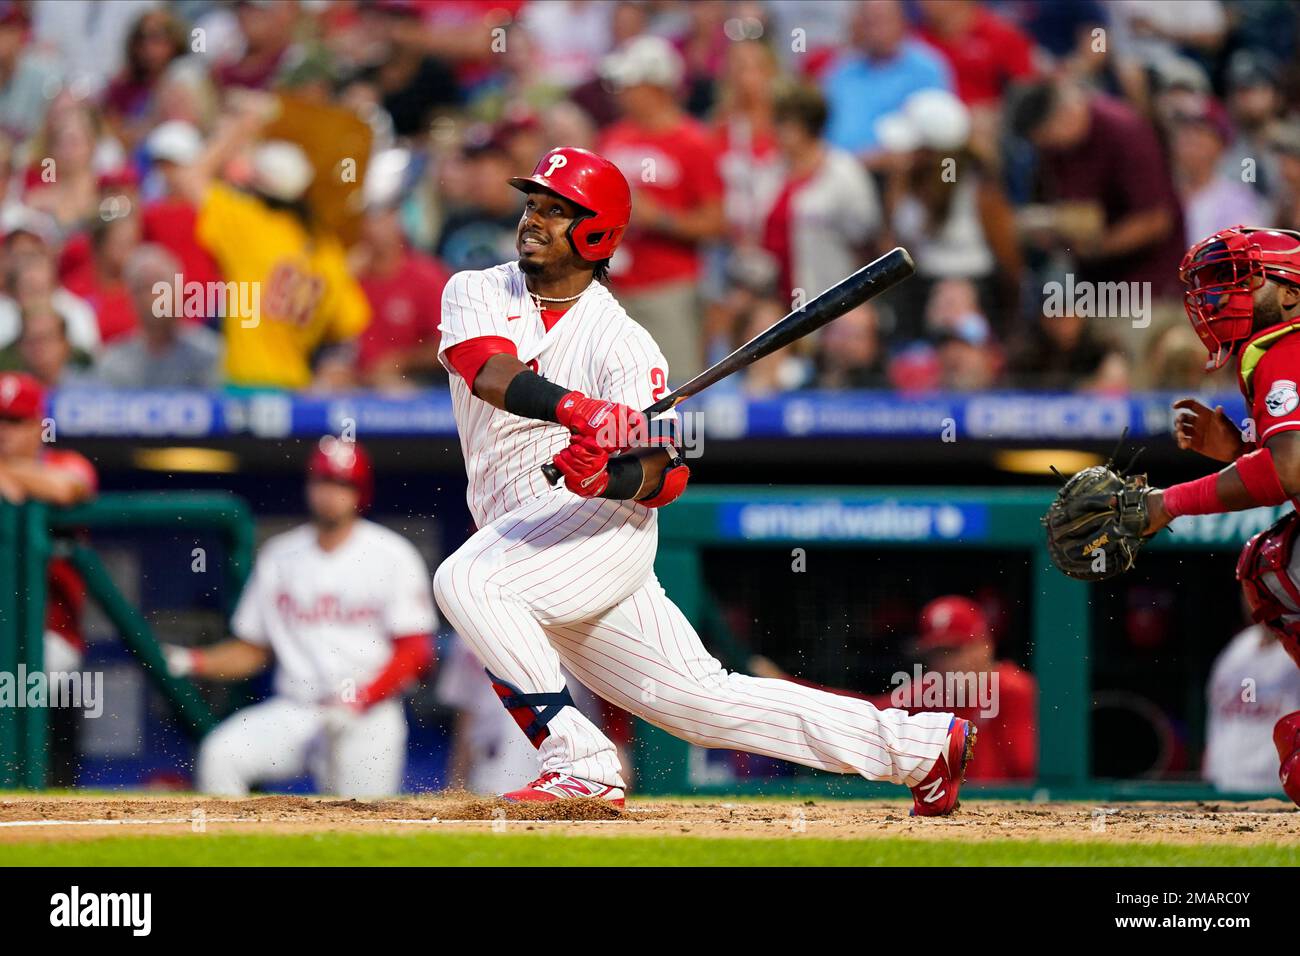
(916, 596, 989, 651)
(1179, 225, 1300, 369)
(307, 436, 373, 512)
(508, 147, 631, 261)
(0, 372, 45, 420)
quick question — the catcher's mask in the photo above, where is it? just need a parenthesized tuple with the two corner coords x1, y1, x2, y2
(1179, 225, 1300, 370)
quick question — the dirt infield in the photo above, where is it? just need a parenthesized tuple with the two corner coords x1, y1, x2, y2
(0, 793, 1296, 846)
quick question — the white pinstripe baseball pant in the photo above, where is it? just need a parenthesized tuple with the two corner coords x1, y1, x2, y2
(433, 493, 954, 790)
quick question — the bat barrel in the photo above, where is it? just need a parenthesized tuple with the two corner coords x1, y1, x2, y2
(642, 247, 914, 416)
(544, 247, 916, 483)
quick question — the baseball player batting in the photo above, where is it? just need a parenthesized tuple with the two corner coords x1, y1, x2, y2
(166, 437, 437, 797)
(433, 146, 975, 814)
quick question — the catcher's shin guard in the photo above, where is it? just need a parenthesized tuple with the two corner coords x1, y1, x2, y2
(1275, 711, 1300, 807)
(1237, 510, 1300, 669)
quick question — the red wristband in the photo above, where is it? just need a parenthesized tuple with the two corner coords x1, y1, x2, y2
(1235, 447, 1290, 506)
(1162, 473, 1223, 517)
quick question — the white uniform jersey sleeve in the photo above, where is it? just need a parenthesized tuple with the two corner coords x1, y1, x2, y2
(230, 554, 272, 647)
(384, 535, 438, 637)
(438, 268, 514, 368)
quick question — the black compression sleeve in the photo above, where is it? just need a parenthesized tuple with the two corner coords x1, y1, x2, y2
(601, 455, 645, 500)
(503, 370, 570, 423)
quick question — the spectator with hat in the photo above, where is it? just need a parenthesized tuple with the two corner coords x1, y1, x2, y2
(598, 33, 726, 383)
(876, 88, 1021, 334)
(139, 121, 224, 304)
(171, 91, 369, 390)
(908, 595, 1038, 782)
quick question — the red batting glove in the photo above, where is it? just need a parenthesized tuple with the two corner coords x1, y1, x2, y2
(555, 390, 646, 452)
(551, 435, 611, 498)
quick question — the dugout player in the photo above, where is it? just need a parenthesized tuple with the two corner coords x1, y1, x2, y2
(431, 146, 975, 815)
(1136, 225, 1300, 806)
(165, 437, 436, 797)
(0, 371, 97, 785)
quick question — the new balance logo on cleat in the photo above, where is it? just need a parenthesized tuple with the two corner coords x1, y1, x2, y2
(918, 777, 946, 804)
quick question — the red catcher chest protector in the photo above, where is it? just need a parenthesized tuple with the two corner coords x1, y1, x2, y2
(1237, 508, 1300, 669)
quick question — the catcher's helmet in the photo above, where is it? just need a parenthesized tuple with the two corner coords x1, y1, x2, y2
(508, 147, 631, 261)
(307, 436, 373, 513)
(1180, 225, 1300, 369)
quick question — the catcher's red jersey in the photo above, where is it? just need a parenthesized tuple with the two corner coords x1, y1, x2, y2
(1243, 331, 1300, 446)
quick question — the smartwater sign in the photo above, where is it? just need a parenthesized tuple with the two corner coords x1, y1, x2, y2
(719, 500, 989, 542)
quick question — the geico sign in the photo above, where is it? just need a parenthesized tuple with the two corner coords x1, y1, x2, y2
(52, 391, 214, 436)
(966, 397, 1130, 439)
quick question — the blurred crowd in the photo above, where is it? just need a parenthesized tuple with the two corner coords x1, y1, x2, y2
(0, 0, 1295, 397)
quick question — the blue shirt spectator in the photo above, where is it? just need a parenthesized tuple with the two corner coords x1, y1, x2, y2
(821, 0, 951, 155)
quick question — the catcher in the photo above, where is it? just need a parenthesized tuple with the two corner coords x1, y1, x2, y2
(1044, 225, 1300, 806)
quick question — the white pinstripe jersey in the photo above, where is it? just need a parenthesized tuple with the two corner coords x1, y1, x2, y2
(438, 262, 676, 529)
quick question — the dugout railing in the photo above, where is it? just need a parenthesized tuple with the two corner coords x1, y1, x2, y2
(0, 493, 254, 788)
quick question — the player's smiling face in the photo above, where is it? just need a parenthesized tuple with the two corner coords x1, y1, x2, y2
(517, 190, 583, 275)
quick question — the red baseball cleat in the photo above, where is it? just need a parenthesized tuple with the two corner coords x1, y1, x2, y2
(1274, 712, 1300, 807)
(910, 717, 977, 817)
(503, 772, 626, 807)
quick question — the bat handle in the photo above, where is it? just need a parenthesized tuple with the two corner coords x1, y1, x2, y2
(541, 462, 562, 485)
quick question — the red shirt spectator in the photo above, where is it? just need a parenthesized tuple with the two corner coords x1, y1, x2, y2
(141, 198, 224, 308)
(61, 211, 143, 343)
(357, 249, 451, 380)
(917, 1, 1036, 105)
(1027, 89, 1187, 297)
(599, 117, 724, 290)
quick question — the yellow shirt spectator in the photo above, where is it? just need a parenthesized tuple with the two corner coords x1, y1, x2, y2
(197, 183, 369, 389)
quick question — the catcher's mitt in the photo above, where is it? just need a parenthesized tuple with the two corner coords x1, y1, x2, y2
(1042, 464, 1153, 581)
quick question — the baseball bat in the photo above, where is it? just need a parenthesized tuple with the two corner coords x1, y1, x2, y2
(542, 246, 916, 485)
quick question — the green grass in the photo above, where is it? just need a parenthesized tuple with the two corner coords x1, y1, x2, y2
(1, 832, 1297, 867)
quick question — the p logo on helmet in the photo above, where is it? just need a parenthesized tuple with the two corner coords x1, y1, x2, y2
(543, 153, 569, 179)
